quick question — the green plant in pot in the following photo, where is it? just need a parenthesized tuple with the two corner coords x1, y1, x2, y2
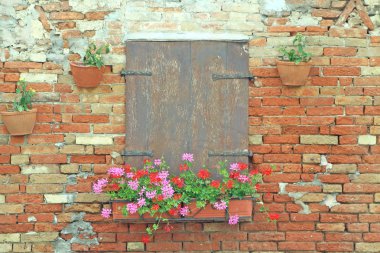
(70, 42, 110, 88)
(0, 79, 37, 135)
(277, 33, 312, 86)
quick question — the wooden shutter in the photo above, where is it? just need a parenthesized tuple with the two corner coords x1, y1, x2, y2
(124, 41, 249, 170)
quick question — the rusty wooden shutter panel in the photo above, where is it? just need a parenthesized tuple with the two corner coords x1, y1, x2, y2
(124, 41, 249, 171)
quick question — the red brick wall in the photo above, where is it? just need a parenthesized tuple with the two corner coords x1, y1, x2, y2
(0, 0, 380, 252)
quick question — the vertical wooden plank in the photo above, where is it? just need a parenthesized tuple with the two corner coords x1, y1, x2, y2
(190, 41, 227, 170)
(223, 42, 249, 164)
(125, 41, 153, 167)
(148, 42, 191, 170)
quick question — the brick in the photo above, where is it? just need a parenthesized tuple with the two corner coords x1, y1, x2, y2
(358, 135, 377, 145)
(26, 184, 63, 194)
(75, 193, 110, 203)
(317, 223, 345, 231)
(323, 67, 360, 76)
(331, 204, 368, 213)
(337, 194, 373, 203)
(278, 242, 315, 251)
(324, 47, 356, 56)
(4, 62, 42, 69)
(0, 184, 19, 194)
(300, 135, 338, 145)
(30, 155, 67, 164)
(323, 184, 342, 193)
(146, 242, 182, 251)
(21, 164, 59, 174)
(317, 242, 353, 252)
(21, 232, 58, 242)
(0, 244, 12, 252)
(11, 155, 29, 165)
(356, 243, 380, 252)
(76, 136, 113, 145)
(0, 204, 24, 214)
(345, 184, 380, 193)
(329, 27, 367, 38)
(6, 194, 43, 204)
(30, 174, 67, 184)
(321, 214, 358, 223)
(285, 231, 322, 241)
(50, 12, 84, 20)
(0, 233, 20, 242)
(335, 96, 372, 105)
(352, 174, 380, 184)
(72, 115, 109, 123)
(330, 164, 357, 173)
(65, 204, 100, 213)
(370, 204, 380, 213)
(240, 241, 277, 251)
(127, 242, 144, 251)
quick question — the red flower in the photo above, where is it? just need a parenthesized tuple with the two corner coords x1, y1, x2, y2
(250, 169, 259, 175)
(142, 235, 150, 244)
(226, 180, 234, 189)
(135, 169, 148, 179)
(110, 174, 122, 179)
(229, 171, 240, 179)
(168, 208, 178, 216)
(263, 168, 272, 176)
(143, 159, 151, 164)
(152, 204, 159, 211)
(210, 180, 220, 188)
(171, 177, 184, 188)
(111, 184, 120, 191)
(173, 194, 182, 200)
(157, 195, 164, 201)
(255, 184, 260, 191)
(269, 213, 280, 221)
(238, 163, 248, 170)
(197, 169, 211, 180)
(124, 164, 131, 173)
(179, 164, 189, 171)
(149, 172, 161, 183)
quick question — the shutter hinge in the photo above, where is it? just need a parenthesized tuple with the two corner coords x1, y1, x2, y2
(208, 150, 253, 157)
(121, 69, 152, 77)
(212, 73, 254, 81)
(123, 150, 153, 157)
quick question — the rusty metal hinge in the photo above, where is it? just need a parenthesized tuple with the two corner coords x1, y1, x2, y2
(123, 150, 153, 157)
(208, 150, 253, 157)
(212, 73, 254, 81)
(121, 69, 152, 77)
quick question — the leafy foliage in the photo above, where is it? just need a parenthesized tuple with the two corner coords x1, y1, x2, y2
(83, 42, 110, 68)
(12, 79, 35, 112)
(279, 33, 311, 64)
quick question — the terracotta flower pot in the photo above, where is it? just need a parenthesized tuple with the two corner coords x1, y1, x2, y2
(1, 108, 37, 136)
(111, 201, 180, 222)
(276, 60, 311, 86)
(186, 201, 225, 221)
(228, 198, 253, 221)
(70, 62, 105, 88)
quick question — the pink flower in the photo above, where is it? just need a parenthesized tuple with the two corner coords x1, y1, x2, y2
(228, 215, 239, 225)
(162, 184, 174, 199)
(182, 153, 194, 162)
(213, 200, 227, 210)
(229, 163, 239, 171)
(137, 197, 146, 207)
(158, 171, 169, 180)
(101, 208, 112, 218)
(127, 203, 138, 214)
(107, 167, 124, 178)
(93, 178, 108, 194)
(128, 180, 139, 190)
(238, 175, 250, 183)
(146, 190, 157, 199)
(126, 172, 134, 178)
(154, 159, 162, 166)
(179, 206, 189, 216)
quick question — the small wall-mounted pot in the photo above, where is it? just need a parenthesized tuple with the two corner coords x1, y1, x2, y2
(1, 108, 37, 135)
(276, 60, 312, 86)
(70, 62, 105, 88)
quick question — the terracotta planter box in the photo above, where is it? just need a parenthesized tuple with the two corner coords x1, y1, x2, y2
(112, 198, 253, 223)
(0, 108, 37, 136)
(112, 201, 180, 223)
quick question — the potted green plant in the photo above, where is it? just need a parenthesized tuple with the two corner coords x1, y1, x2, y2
(93, 154, 278, 243)
(0, 79, 37, 135)
(70, 42, 110, 88)
(277, 33, 312, 86)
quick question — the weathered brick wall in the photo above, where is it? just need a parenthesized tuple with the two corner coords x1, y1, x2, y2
(0, 0, 380, 252)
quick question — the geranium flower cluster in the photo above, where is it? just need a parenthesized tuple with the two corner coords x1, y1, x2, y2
(93, 154, 278, 242)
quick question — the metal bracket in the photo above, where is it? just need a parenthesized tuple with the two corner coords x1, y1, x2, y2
(212, 73, 254, 81)
(208, 150, 253, 157)
(120, 69, 152, 77)
(123, 150, 153, 157)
